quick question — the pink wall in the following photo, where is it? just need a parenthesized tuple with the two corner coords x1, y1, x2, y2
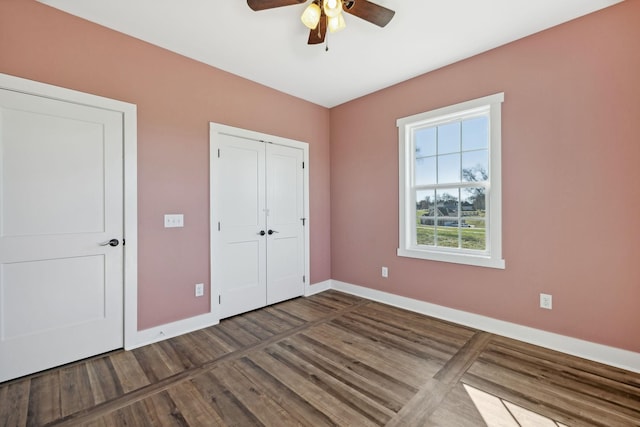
(0, 0, 331, 330)
(2, 0, 637, 353)
(330, 1, 640, 353)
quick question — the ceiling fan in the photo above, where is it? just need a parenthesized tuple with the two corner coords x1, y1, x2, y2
(247, 0, 395, 45)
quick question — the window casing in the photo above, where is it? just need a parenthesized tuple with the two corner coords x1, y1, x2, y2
(397, 93, 505, 269)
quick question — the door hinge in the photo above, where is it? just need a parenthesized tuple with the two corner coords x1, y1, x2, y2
(219, 295, 221, 304)
(217, 148, 220, 158)
(301, 218, 306, 226)
(303, 275, 306, 283)
(218, 221, 221, 231)
(302, 161, 305, 169)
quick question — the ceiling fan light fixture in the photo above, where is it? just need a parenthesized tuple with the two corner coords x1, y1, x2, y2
(323, 0, 342, 18)
(301, 2, 321, 29)
(328, 13, 346, 33)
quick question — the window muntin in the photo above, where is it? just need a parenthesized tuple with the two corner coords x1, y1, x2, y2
(397, 93, 505, 269)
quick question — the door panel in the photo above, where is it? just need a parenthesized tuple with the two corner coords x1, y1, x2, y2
(214, 135, 266, 318)
(266, 144, 304, 305)
(0, 89, 124, 382)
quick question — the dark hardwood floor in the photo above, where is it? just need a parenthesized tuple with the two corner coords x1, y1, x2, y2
(1, 291, 638, 426)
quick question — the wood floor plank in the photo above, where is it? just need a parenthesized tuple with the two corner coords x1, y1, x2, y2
(295, 331, 419, 402)
(273, 297, 338, 322)
(59, 363, 95, 417)
(242, 309, 300, 335)
(261, 305, 307, 328)
(85, 357, 124, 405)
(305, 322, 439, 387)
(216, 316, 264, 348)
(26, 372, 61, 426)
(233, 357, 338, 427)
(165, 381, 227, 427)
(230, 314, 275, 341)
(132, 342, 184, 383)
(190, 368, 265, 426)
(264, 341, 395, 425)
(248, 350, 381, 427)
(304, 290, 364, 311)
(356, 301, 476, 340)
(108, 350, 152, 393)
(214, 361, 309, 426)
(333, 312, 464, 365)
(0, 379, 30, 427)
(276, 335, 408, 412)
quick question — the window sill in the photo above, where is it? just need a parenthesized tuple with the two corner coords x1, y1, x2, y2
(397, 248, 505, 269)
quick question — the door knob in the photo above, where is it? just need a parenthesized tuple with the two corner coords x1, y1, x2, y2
(267, 229, 279, 235)
(258, 230, 266, 236)
(99, 239, 120, 247)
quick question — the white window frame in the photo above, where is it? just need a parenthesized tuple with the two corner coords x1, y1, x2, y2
(397, 93, 505, 269)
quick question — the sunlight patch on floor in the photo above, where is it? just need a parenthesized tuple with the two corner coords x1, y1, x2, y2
(463, 384, 569, 427)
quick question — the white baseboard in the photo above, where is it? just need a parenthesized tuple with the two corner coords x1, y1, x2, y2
(331, 280, 640, 374)
(125, 312, 219, 350)
(306, 279, 332, 296)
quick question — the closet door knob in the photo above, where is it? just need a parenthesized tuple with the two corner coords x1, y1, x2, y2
(267, 229, 279, 235)
(258, 230, 266, 236)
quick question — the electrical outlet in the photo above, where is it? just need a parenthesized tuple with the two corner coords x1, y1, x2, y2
(381, 266, 389, 278)
(540, 293, 552, 310)
(195, 283, 204, 297)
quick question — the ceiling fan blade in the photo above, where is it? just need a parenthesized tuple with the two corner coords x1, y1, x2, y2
(307, 15, 327, 44)
(247, 0, 306, 11)
(343, 0, 395, 27)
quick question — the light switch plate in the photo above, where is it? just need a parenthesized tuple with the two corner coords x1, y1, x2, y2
(164, 214, 184, 228)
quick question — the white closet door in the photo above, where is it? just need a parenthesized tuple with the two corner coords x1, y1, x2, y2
(0, 88, 124, 382)
(265, 143, 305, 305)
(214, 134, 267, 319)
(212, 128, 305, 319)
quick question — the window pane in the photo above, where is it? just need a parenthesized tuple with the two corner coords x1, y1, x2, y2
(435, 188, 460, 248)
(437, 122, 460, 154)
(438, 153, 460, 184)
(436, 188, 459, 218)
(462, 150, 488, 182)
(415, 127, 436, 157)
(416, 190, 435, 246)
(461, 219, 486, 250)
(416, 190, 435, 215)
(461, 189, 486, 250)
(462, 187, 486, 213)
(436, 225, 459, 248)
(415, 156, 436, 186)
(462, 116, 488, 151)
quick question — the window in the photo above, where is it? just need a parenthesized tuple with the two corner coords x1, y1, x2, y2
(397, 93, 505, 269)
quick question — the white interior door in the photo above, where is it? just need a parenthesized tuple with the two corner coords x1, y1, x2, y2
(0, 88, 124, 382)
(212, 128, 305, 319)
(213, 134, 267, 318)
(265, 143, 305, 305)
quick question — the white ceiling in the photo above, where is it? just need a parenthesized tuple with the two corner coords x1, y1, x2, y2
(37, 0, 622, 108)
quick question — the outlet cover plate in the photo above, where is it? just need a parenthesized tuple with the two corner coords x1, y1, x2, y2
(164, 214, 184, 228)
(195, 283, 204, 297)
(540, 293, 552, 309)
